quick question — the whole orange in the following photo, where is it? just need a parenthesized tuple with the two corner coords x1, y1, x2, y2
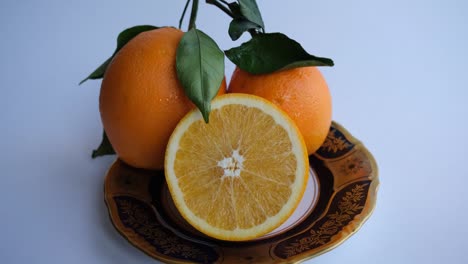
(100, 27, 226, 169)
(228, 66, 331, 154)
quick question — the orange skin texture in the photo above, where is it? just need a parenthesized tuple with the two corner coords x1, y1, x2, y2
(100, 27, 226, 169)
(228, 66, 331, 154)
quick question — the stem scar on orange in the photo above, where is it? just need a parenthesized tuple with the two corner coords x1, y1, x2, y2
(228, 66, 331, 154)
(99, 27, 226, 170)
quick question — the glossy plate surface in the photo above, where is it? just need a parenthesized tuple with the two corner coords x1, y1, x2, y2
(104, 122, 379, 263)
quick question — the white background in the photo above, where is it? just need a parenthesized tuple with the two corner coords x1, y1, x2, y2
(1, 0, 467, 263)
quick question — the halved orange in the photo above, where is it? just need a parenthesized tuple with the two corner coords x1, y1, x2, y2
(164, 94, 309, 241)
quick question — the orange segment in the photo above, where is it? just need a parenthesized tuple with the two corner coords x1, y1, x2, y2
(165, 94, 309, 241)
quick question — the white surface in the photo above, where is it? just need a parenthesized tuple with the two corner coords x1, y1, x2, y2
(1, 0, 467, 263)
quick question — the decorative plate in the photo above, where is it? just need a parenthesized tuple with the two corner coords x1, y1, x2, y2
(104, 121, 379, 263)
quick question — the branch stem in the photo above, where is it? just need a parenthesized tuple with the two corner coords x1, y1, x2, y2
(179, 0, 192, 29)
(206, 0, 234, 18)
(189, 0, 199, 30)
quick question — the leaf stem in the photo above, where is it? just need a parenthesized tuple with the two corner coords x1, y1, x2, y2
(179, 0, 192, 29)
(205, 0, 234, 18)
(189, 0, 199, 30)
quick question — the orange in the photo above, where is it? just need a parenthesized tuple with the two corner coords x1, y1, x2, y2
(228, 66, 331, 154)
(100, 27, 226, 170)
(165, 94, 309, 241)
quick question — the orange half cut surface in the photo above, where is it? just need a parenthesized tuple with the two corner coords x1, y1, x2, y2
(164, 94, 309, 241)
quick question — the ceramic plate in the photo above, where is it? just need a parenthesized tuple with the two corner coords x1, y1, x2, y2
(104, 121, 379, 263)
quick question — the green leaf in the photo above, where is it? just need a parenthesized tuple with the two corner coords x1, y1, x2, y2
(238, 0, 265, 30)
(226, 0, 264, 40)
(225, 33, 334, 74)
(92, 131, 115, 158)
(228, 2, 242, 17)
(176, 28, 225, 123)
(80, 25, 159, 85)
(79, 57, 112, 85)
(114, 25, 159, 50)
(228, 18, 261, 41)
